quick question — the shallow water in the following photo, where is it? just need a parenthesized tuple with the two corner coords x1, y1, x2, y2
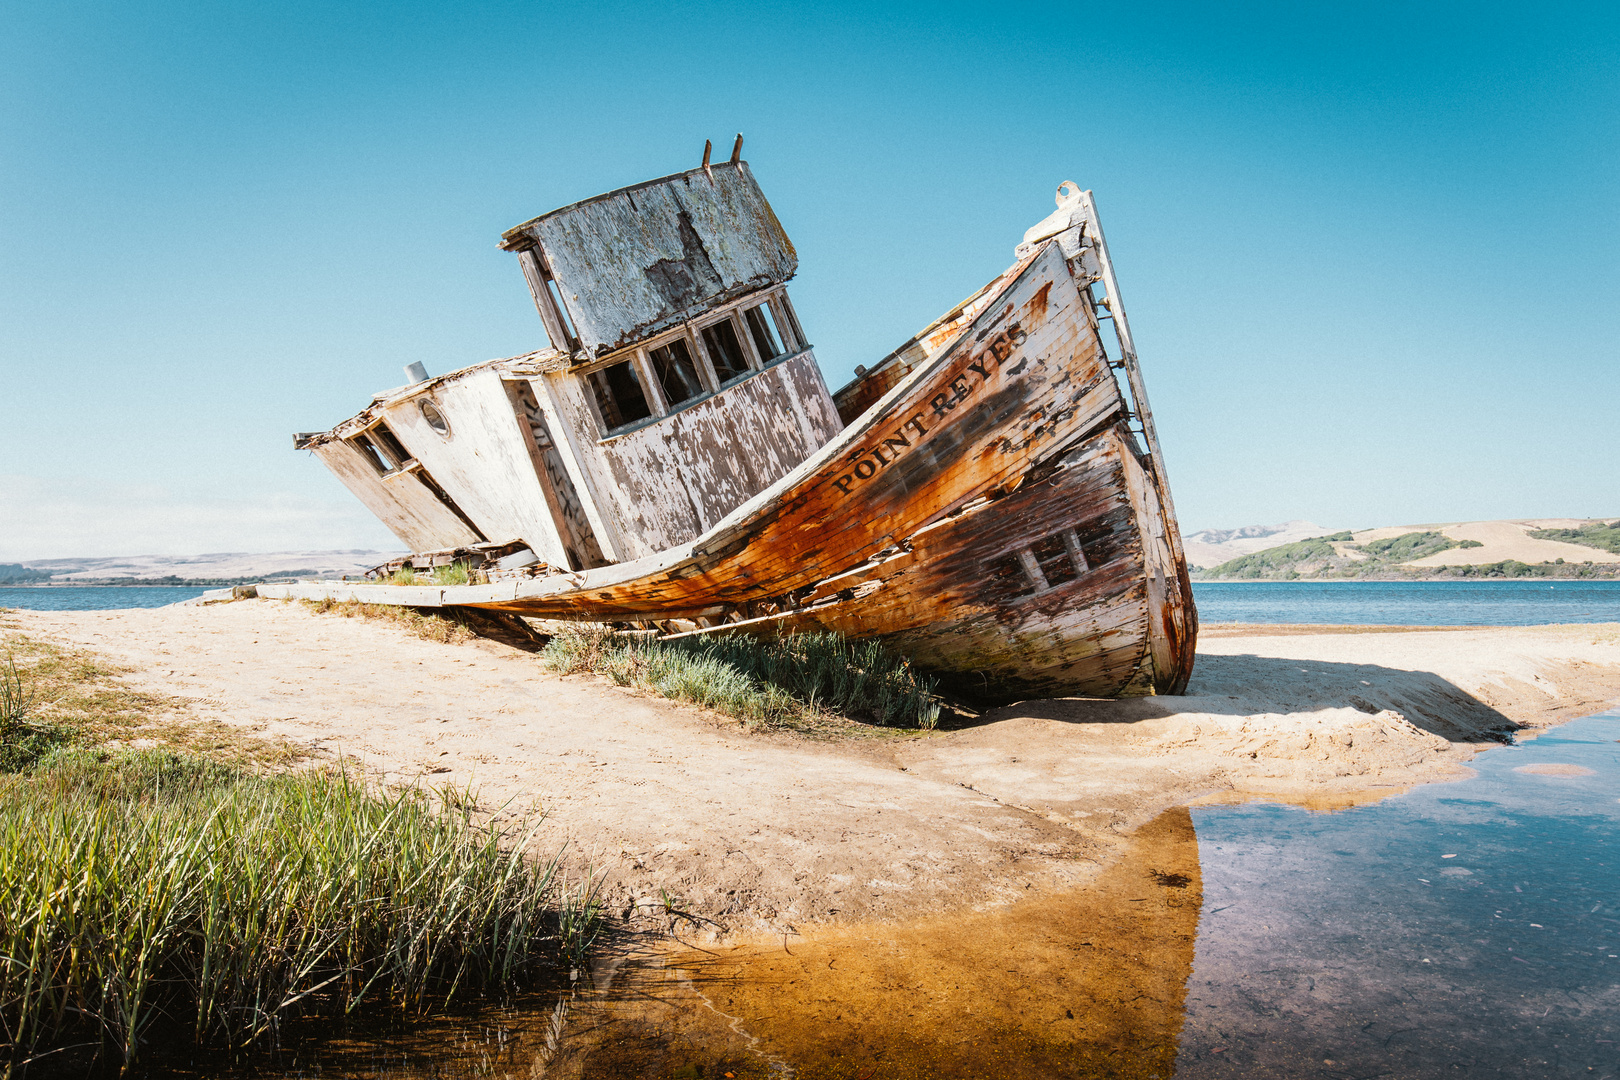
(0, 585, 207, 610)
(150, 714, 1620, 1078)
(185, 810, 1199, 1079)
(1193, 580, 1620, 625)
(1178, 710, 1620, 1078)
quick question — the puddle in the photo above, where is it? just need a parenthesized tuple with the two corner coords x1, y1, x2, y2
(157, 713, 1620, 1078)
(1179, 710, 1620, 1078)
(553, 808, 1200, 1079)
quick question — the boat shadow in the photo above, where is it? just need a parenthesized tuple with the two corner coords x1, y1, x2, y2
(986, 652, 1520, 745)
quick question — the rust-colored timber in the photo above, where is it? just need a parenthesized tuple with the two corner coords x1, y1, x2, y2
(387, 236, 1197, 702)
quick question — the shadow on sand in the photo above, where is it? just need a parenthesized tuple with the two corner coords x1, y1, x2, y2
(985, 652, 1520, 745)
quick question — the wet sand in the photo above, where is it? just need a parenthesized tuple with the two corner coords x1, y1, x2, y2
(6, 601, 1620, 932)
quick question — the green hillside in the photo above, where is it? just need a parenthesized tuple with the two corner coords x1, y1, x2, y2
(1528, 520, 1620, 555)
(1197, 531, 1611, 581)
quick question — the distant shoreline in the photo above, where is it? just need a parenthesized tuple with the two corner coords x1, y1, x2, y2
(0, 579, 305, 588)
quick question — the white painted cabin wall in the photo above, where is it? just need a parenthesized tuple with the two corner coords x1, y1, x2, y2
(309, 439, 483, 552)
(382, 369, 569, 566)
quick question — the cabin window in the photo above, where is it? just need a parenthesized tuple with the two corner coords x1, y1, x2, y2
(371, 426, 411, 468)
(352, 434, 392, 475)
(743, 302, 786, 363)
(587, 359, 653, 429)
(701, 317, 752, 383)
(648, 339, 705, 406)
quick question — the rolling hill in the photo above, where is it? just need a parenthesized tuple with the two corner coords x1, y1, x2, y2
(1189, 519, 1620, 580)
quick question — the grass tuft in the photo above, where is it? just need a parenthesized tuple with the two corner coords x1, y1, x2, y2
(377, 561, 478, 587)
(429, 561, 473, 586)
(300, 597, 474, 644)
(0, 749, 588, 1073)
(0, 651, 70, 772)
(541, 627, 940, 733)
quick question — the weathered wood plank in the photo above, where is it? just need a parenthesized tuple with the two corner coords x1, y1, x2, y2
(501, 162, 797, 359)
(308, 440, 482, 552)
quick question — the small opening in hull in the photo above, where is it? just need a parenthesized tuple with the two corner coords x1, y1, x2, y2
(351, 423, 411, 474)
(989, 528, 1094, 599)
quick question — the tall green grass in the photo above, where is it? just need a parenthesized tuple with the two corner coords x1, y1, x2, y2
(0, 750, 594, 1075)
(541, 627, 940, 731)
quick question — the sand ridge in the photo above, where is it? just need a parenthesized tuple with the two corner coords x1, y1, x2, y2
(9, 601, 1620, 929)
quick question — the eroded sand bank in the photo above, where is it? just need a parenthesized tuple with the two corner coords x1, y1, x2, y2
(8, 601, 1619, 930)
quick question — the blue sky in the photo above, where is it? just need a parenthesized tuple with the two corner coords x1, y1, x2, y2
(2, 0, 1615, 559)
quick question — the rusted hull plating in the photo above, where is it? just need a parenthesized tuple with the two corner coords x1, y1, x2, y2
(291, 220, 1196, 702)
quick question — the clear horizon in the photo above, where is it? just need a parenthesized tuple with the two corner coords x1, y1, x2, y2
(3, 1, 1616, 560)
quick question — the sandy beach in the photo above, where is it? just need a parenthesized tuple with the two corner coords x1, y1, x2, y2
(7, 600, 1619, 931)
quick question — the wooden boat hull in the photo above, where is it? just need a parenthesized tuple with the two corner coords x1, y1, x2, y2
(281, 232, 1196, 702)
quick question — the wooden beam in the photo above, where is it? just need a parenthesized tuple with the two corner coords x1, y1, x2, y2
(1076, 189, 1192, 581)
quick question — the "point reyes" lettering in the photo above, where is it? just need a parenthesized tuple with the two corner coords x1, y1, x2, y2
(829, 322, 1028, 497)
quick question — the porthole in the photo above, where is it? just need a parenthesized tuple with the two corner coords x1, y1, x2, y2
(419, 399, 451, 437)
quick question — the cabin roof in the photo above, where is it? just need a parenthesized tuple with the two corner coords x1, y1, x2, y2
(497, 161, 797, 357)
(298, 347, 566, 448)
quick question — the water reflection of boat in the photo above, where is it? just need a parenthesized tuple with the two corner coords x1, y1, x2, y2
(286, 149, 1196, 702)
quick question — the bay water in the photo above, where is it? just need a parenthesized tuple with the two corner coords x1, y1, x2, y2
(0, 585, 209, 610)
(1193, 579, 1620, 625)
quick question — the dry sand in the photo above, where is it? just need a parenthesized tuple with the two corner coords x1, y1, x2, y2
(8, 601, 1620, 931)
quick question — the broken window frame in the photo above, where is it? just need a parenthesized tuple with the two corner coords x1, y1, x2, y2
(350, 423, 416, 476)
(738, 301, 789, 368)
(515, 248, 582, 354)
(584, 356, 657, 433)
(695, 311, 757, 386)
(576, 286, 813, 440)
(771, 291, 807, 353)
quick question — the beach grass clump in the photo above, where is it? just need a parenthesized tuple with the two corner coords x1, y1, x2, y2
(0, 749, 592, 1074)
(0, 652, 70, 771)
(541, 626, 940, 732)
(378, 561, 478, 587)
(381, 565, 421, 586)
(300, 597, 474, 644)
(429, 560, 474, 586)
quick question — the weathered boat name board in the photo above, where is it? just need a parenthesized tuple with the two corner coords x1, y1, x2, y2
(829, 320, 1032, 497)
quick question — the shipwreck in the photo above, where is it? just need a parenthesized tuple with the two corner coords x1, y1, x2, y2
(286, 143, 1197, 702)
